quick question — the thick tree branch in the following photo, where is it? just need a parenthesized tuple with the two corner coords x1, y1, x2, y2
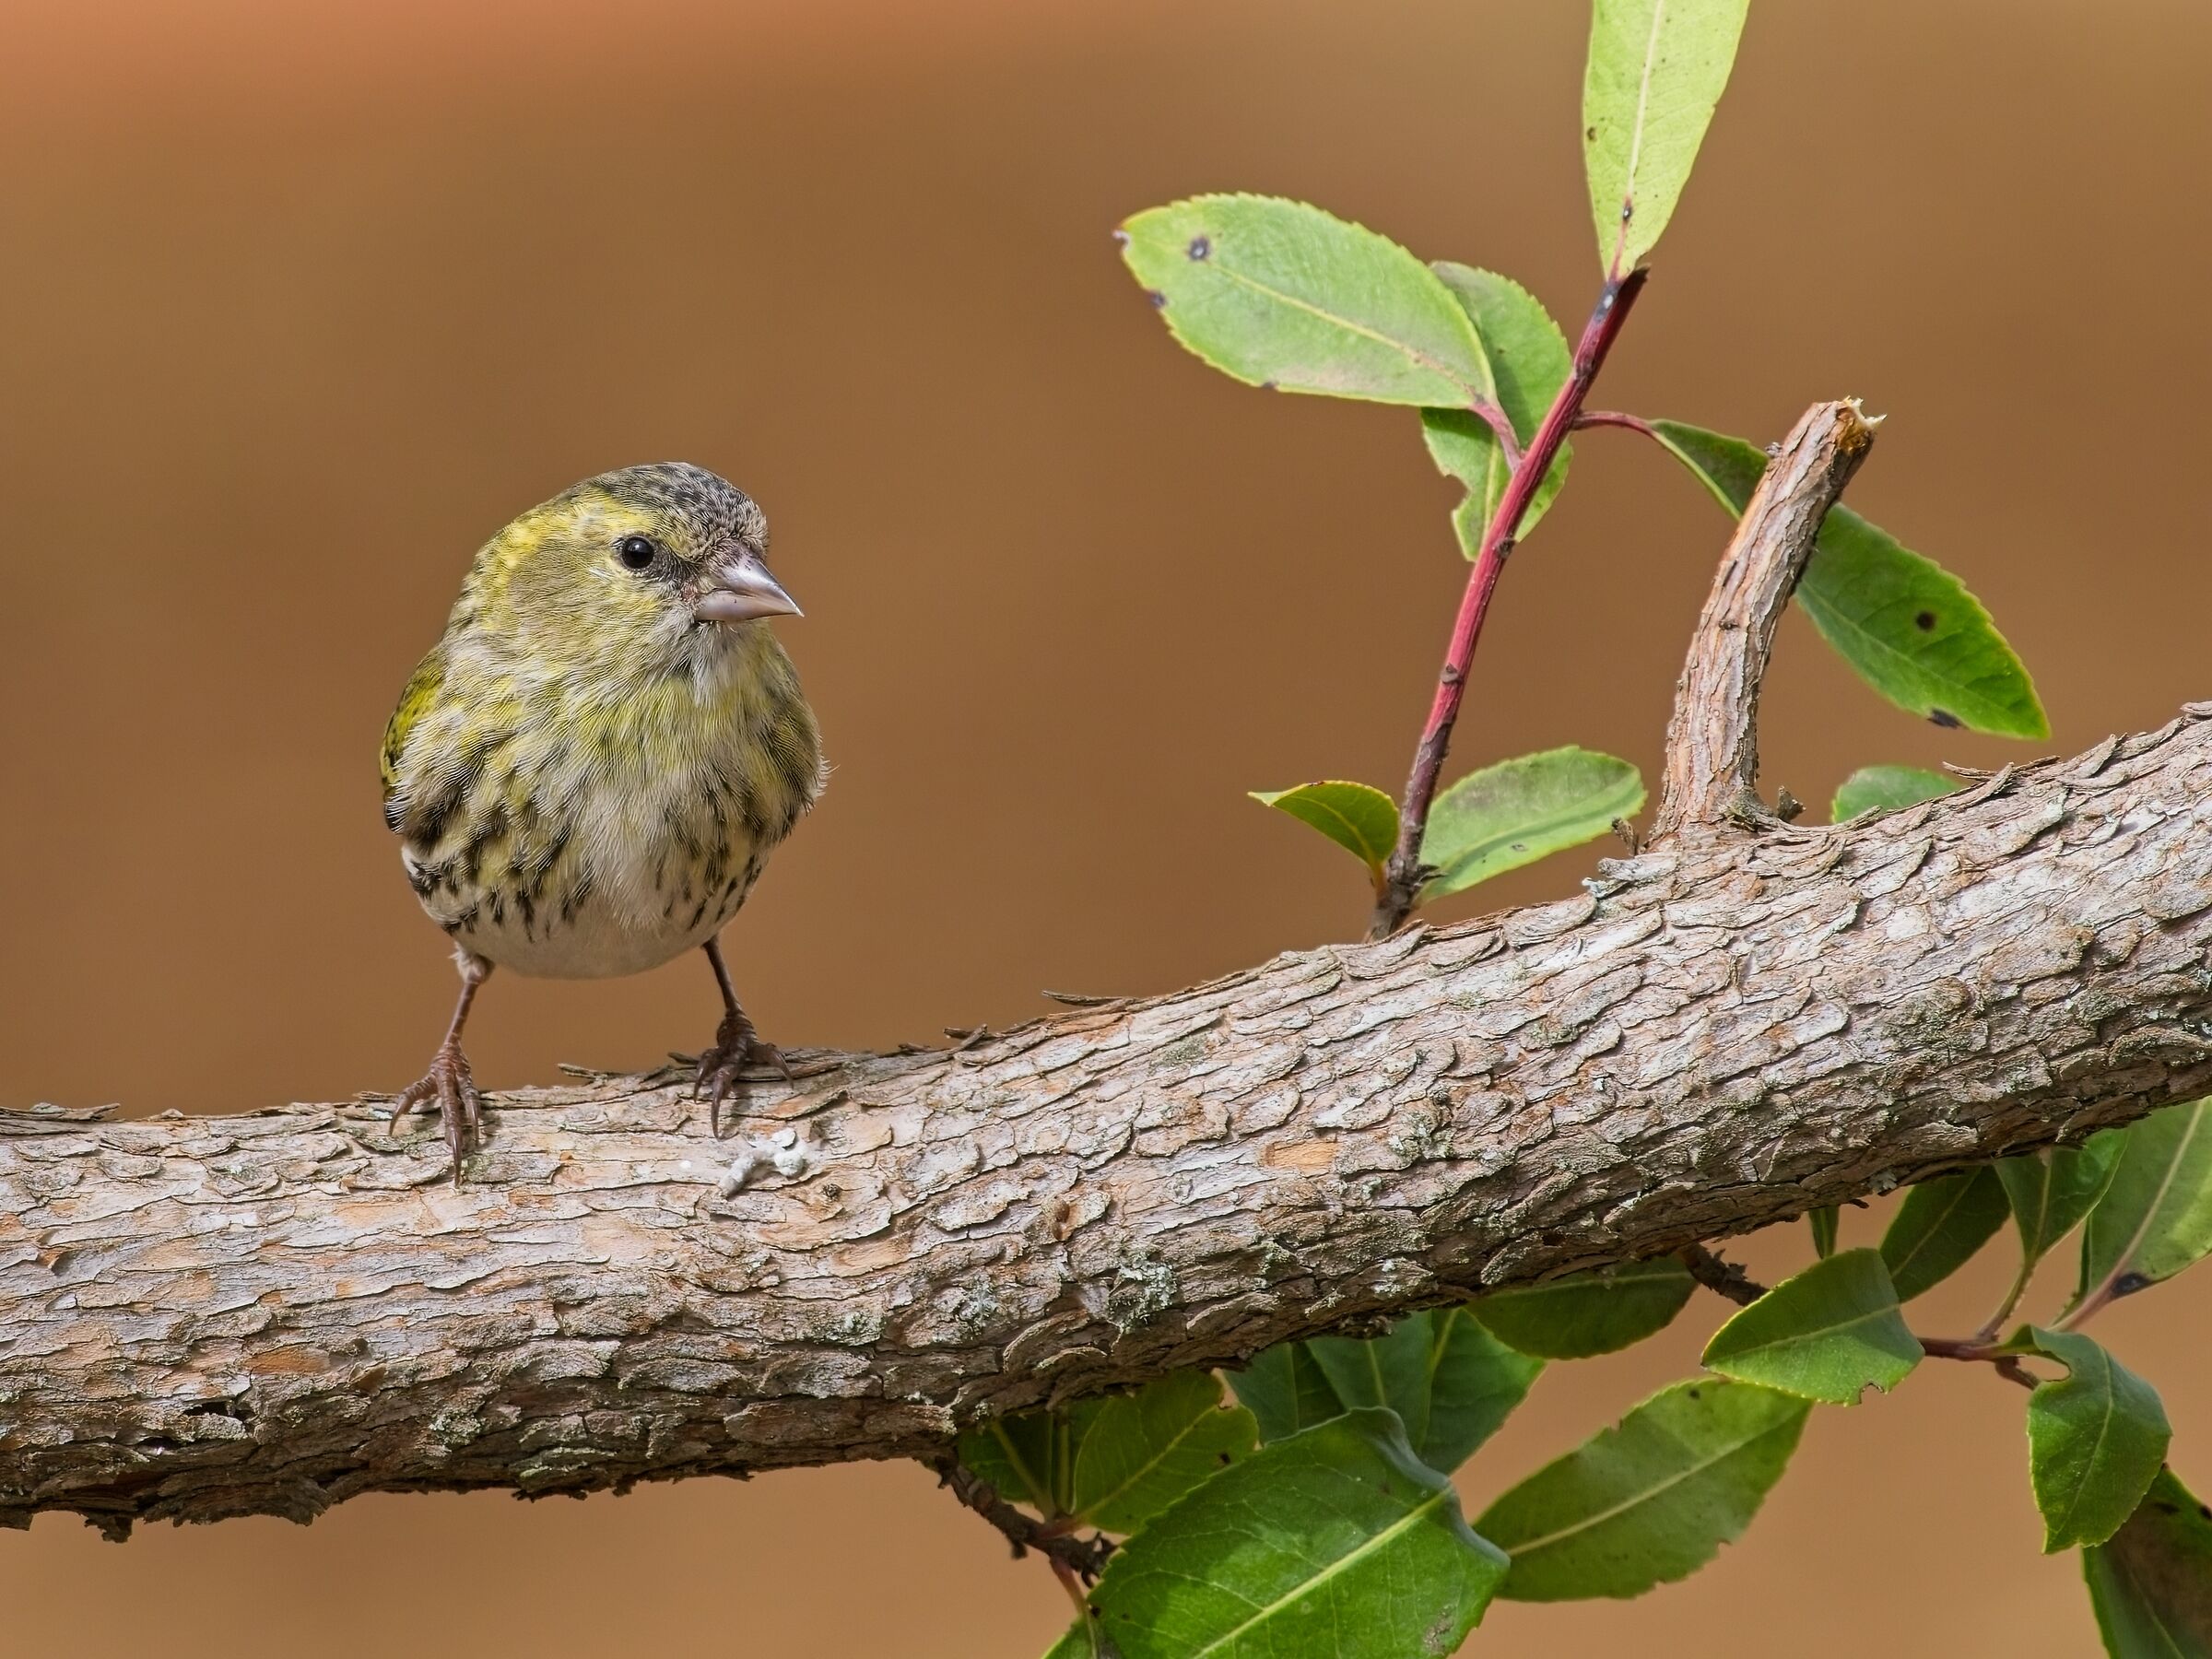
(9, 410, 2212, 1536)
(9, 707, 2212, 1536)
(1653, 398, 1877, 840)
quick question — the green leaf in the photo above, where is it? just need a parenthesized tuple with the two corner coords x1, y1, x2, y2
(1998, 1135, 2125, 1278)
(1807, 1206, 1840, 1258)
(2077, 1101, 2212, 1311)
(1700, 1248, 1921, 1404)
(1306, 1310, 1544, 1476)
(959, 1412, 1067, 1517)
(1418, 1316, 1547, 1475)
(2019, 1328, 2171, 1553)
(1251, 781, 1399, 893)
(1119, 194, 1492, 406)
(1649, 420, 2049, 739)
(1473, 1258, 1697, 1360)
(1477, 1379, 1809, 1601)
(1420, 265, 1572, 557)
(962, 1371, 1258, 1535)
(1831, 764, 1954, 822)
(1068, 1371, 1260, 1535)
(1879, 1168, 2009, 1301)
(1078, 1408, 1509, 1658)
(2085, 1467, 2212, 1657)
(1419, 747, 1644, 902)
(1797, 517, 2051, 739)
(1230, 1343, 1345, 1446)
(1583, 0, 1751, 274)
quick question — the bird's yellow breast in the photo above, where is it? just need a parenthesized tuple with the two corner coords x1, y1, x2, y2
(384, 624, 822, 979)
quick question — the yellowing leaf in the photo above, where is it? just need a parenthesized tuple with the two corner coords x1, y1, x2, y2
(1120, 194, 1491, 406)
(1583, 0, 1751, 274)
(1252, 780, 1399, 893)
(1420, 747, 1642, 901)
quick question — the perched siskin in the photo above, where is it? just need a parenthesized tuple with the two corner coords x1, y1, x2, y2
(380, 463, 824, 1174)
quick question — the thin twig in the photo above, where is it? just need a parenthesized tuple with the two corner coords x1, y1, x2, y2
(1371, 267, 1650, 938)
(1991, 1357, 2039, 1392)
(1677, 1242, 1768, 1306)
(1464, 398, 1525, 469)
(1572, 408, 1664, 440)
(1649, 400, 1877, 841)
(930, 1456, 1117, 1583)
(1918, 1335, 2040, 1393)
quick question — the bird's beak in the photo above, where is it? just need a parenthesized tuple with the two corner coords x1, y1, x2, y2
(693, 556, 802, 625)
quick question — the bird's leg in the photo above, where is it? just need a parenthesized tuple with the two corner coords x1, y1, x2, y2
(393, 947, 492, 1180)
(695, 935, 789, 1138)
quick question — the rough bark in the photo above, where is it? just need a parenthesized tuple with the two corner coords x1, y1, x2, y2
(8, 406, 2212, 1541)
(1651, 399, 1876, 837)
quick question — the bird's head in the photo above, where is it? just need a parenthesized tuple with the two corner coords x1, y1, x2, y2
(459, 462, 800, 676)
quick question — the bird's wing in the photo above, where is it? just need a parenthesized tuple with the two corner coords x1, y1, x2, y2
(380, 647, 447, 830)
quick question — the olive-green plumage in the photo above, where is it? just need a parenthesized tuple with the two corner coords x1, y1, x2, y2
(381, 462, 822, 1170)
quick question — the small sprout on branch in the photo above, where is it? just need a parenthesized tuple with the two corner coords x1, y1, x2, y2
(1249, 781, 1399, 898)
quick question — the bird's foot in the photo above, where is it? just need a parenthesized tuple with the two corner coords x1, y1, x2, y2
(694, 1007, 791, 1139)
(392, 1041, 485, 1180)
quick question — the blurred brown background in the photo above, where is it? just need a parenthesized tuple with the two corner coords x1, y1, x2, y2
(3, 0, 2207, 1653)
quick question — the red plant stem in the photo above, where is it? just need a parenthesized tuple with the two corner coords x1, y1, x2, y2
(1466, 397, 1525, 468)
(1370, 266, 1650, 938)
(1572, 408, 1664, 440)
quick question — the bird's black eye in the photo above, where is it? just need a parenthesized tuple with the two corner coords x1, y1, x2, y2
(616, 535, 657, 571)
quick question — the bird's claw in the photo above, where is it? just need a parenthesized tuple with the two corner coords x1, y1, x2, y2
(694, 1008, 791, 1139)
(393, 1041, 486, 1181)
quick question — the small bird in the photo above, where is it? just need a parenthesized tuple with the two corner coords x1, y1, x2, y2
(379, 463, 823, 1174)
